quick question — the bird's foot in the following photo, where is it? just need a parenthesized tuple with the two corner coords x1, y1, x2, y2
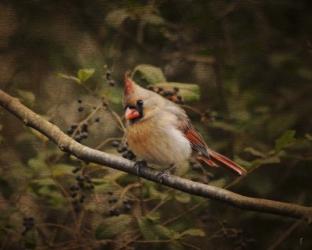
(156, 164, 176, 183)
(134, 160, 147, 176)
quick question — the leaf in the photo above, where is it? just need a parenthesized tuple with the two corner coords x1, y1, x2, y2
(178, 228, 205, 238)
(253, 156, 281, 166)
(29, 128, 49, 142)
(77, 68, 95, 83)
(95, 215, 132, 239)
(132, 64, 166, 86)
(305, 133, 312, 141)
(138, 217, 174, 240)
(105, 9, 131, 28)
(174, 191, 191, 203)
(51, 164, 74, 177)
(209, 120, 238, 133)
(153, 82, 200, 102)
(208, 178, 227, 188)
(143, 13, 165, 26)
(17, 89, 35, 107)
(58, 73, 81, 84)
(244, 147, 266, 158)
(275, 130, 296, 152)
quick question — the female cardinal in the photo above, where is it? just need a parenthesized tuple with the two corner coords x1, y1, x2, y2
(123, 73, 246, 176)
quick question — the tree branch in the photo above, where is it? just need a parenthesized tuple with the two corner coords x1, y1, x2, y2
(0, 89, 312, 221)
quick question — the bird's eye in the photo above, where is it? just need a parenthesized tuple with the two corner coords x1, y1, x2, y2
(136, 100, 144, 106)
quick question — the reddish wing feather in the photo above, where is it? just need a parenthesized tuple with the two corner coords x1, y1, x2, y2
(181, 122, 246, 175)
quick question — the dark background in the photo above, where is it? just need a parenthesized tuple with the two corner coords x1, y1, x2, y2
(0, 0, 311, 249)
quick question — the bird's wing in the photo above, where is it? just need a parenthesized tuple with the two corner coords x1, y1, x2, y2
(165, 104, 211, 158)
(167, 104, 246, 175)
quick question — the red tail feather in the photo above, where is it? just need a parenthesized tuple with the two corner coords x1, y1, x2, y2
(202, 149, 247, 176)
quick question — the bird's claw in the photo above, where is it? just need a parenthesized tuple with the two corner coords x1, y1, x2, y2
(156, 165, 176, 184)
(134, 160, 147, 176)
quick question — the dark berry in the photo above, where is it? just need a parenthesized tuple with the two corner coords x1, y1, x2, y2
(76, 175, 84, 182)
(80, 132, 88, 139)
(79, 195, 86, 203)
(78, 99, 82, 103)
(124, 203, 132, 211)
(70, 185, 79, 192)
(117, 145, 127, 153)
(71, 192, 77, 198)
(108, 79, 115, 86)
(123, 151, 135, 160)
(109, 208, 120, 216)
(111, 140, 120, 147)
(81, 123, 88, 132)
(95, 117, 100, 123)
(163, 90, 174, 97)
(78, 107, 84, 112)
(108, 197, 117, 204)
(106, 71, 112, 79)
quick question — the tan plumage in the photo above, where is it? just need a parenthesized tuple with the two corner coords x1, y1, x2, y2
(123, 73, 246, 175)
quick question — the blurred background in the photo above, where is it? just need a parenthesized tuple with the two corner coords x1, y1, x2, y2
(0, 0, 312, 249)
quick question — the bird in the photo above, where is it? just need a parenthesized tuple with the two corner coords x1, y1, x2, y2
(123, 72, 247, 176)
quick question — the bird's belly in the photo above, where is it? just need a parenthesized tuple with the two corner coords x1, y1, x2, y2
(127, 125, 192, 167)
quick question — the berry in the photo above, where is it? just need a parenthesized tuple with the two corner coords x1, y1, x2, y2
(78, 107, 84, 112)
(81, 123, 88, 132)
(109, 208, 120, 216)
(108, 197, 117, 204)
(111, 140, 120, 147)
(70, 185, 79, 192)
(173, 87, 179, 93)
(77, 99, 82, 103)
(95, 117, 100, 123)
(117, 145, 127, 153)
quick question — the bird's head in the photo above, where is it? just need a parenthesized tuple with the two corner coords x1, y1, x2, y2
(123, 72, 164, 124)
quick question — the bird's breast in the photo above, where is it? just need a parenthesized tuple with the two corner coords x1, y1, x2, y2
(126, 119, 192, 166)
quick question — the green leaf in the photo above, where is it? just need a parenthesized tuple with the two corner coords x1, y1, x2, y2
(153, 82, 200, 102)
(253, 156, 281, 166)
(77, 68, 95, 83)
(95, 215, 132, 239)
(105, 9, 131, 28)
(143, 13, 165, 26)
(132, 64, 166, 86)
(51, 164, 74, 177)
(174, 191, 191, 203)
(138, 217, 174, 240)
(17, 89, 35, 107)
(178, 228, 205, 238)
(244, 147, 266, 158)
(275, 130, 296, 152)
(58, 73, 81, 84)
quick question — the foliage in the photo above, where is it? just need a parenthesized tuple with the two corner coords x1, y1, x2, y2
(0, 0, 312, 249)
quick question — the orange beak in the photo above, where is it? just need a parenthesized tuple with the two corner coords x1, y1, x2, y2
(125, 107, 140, 120)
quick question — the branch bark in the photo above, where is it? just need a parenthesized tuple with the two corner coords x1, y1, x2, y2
(0, 89, 311, 221)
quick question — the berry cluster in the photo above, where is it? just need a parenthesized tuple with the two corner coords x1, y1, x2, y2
(69, 173, 94, 213)
(148, 86, 184, 104)
(107, 191, 133, 216)
(22, 217, 34, 236)
(111, 140, 136, 161)
(66, 99, 101, 143)
(104, 67, 116, 86)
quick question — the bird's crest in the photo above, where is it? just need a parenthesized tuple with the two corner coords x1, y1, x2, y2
(124, 71, 135, 96)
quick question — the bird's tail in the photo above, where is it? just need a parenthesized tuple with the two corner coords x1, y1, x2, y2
(197, 149, 247, 176)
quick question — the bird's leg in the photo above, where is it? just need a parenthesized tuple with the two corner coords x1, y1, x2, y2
(134, 160, 147, 176)
(156, 164, 176, 183)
